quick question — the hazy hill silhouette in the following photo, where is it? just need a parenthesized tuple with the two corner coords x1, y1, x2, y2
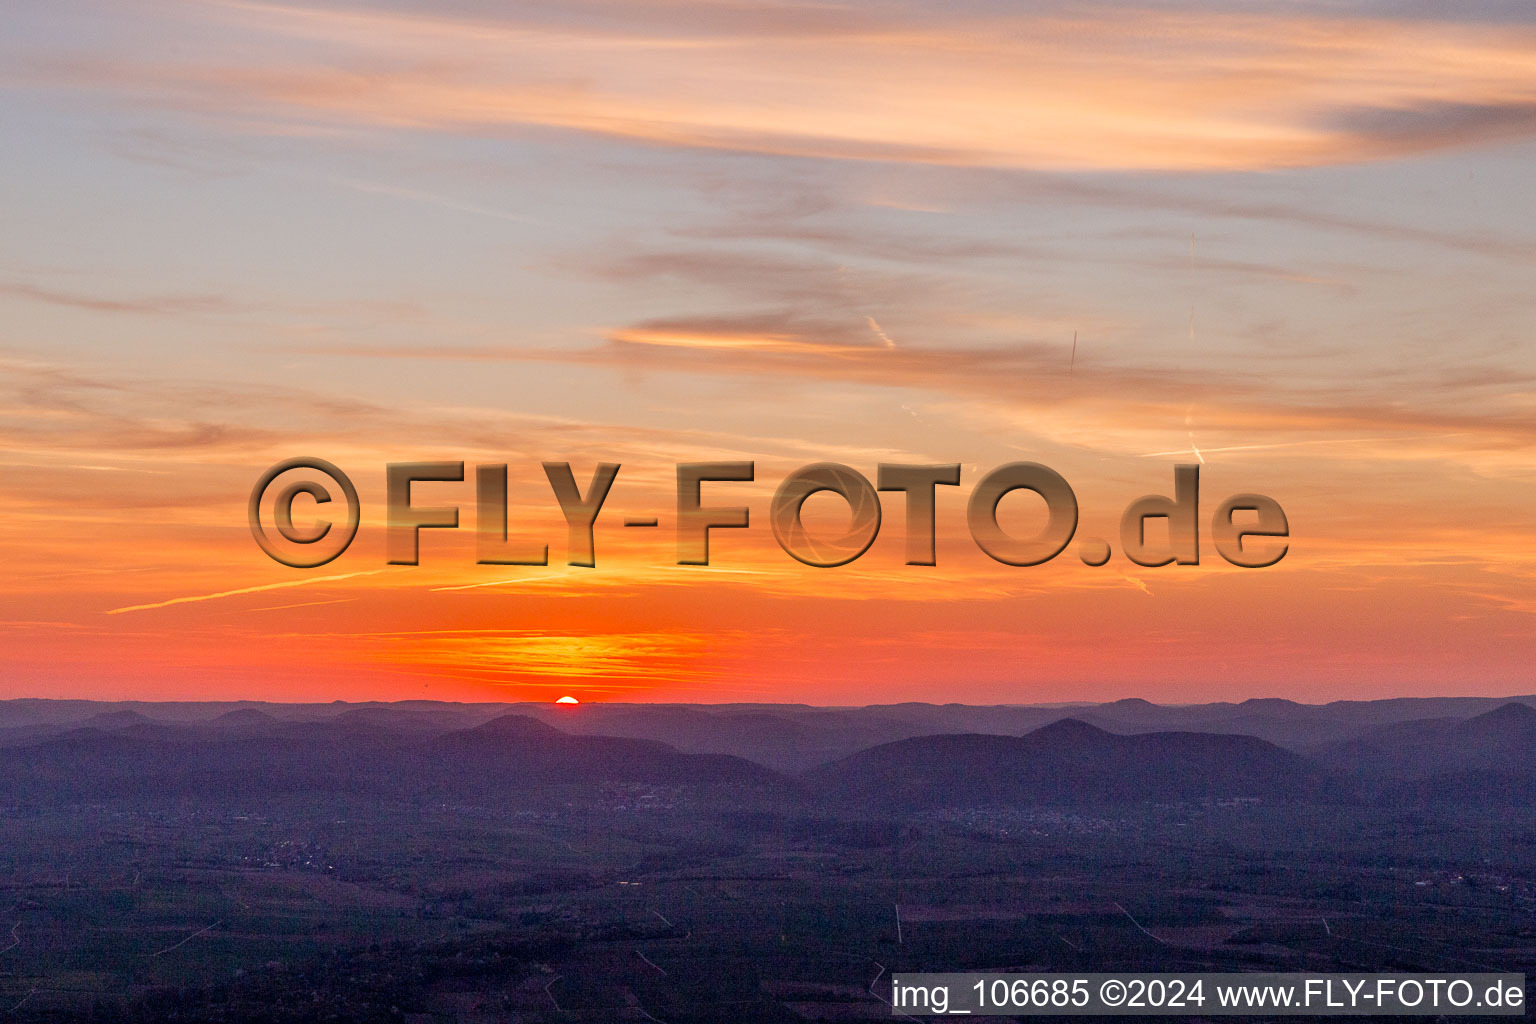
(805, 718, 1337, 808)
(79, 709, 160, 730)
(3, 697, 1535, 808)
(505, 696, 1536, 767)
(210, 707, 279, 728)
(423, 714, 784, 796)
(0, 712, 787, 807)
(6, 695, 1536, 767)
(1316, 702, 1536, 785)
(509, 702, 1072, 770)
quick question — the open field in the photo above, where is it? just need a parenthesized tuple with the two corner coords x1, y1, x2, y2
(1, 796, 1532, 1022)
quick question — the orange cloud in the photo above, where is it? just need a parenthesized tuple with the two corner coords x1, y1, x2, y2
(311, 627, 725, 689)
(611, 313, 888, 353)
(17, 3, 1536, 170)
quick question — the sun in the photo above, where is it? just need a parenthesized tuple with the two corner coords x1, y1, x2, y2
(555, 695, 580, 705)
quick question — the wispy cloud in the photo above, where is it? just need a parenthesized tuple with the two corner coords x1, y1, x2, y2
(612, 313, 890, 353)
(330, 177, 534, 224)
(0, 281, 242, 317)
(297, 328, 1536, 459)
(0, 277, 423, 323)
(16, 3, 1536, 171)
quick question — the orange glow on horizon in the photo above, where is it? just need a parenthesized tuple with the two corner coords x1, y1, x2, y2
(3, 1, 1534, 706)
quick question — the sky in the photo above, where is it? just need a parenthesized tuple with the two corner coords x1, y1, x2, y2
(2, 0, 1535, 705)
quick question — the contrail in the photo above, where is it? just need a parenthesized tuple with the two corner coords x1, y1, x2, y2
(106, 570, 384, 615)
(1138, 437, 1384, 458)
(865, 316, 897, 348)
(247, 597, 356, 613)
(333, 177, 532, 224)
(1121, 574, 1152, 596)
